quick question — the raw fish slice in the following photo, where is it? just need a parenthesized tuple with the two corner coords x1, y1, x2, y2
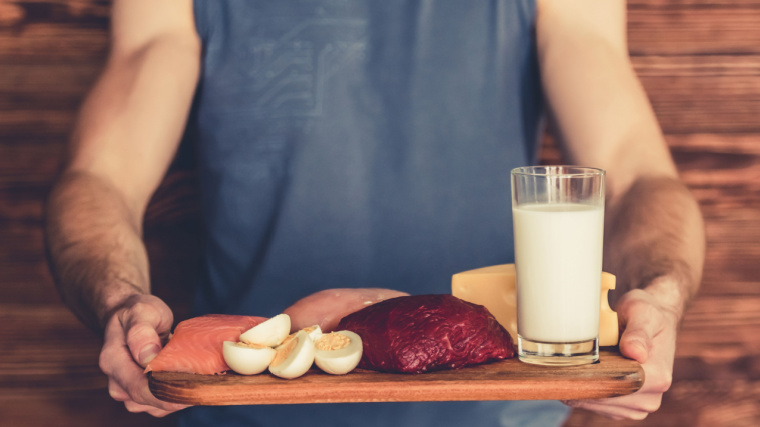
(146, 314, 265, 375)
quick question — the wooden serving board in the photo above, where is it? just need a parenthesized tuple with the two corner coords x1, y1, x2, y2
(149, 349, 643, 405)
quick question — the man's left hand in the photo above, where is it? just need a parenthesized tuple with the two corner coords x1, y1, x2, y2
(564, 286, 680, 420)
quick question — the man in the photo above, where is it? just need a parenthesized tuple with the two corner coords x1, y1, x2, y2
(45, 0, 705, 425)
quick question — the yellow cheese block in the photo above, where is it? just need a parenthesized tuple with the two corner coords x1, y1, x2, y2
(598, 272, 619, 347)
(451, 264, 619, 346)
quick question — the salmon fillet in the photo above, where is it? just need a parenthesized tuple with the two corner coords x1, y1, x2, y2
(145, 314, 265, 375)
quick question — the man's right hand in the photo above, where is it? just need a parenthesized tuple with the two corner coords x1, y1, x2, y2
(99, 294, 188, 417)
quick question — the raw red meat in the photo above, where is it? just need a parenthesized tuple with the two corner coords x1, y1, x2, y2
(336, 294, 514, 373)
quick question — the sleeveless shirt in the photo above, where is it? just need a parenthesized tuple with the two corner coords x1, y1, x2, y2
(183, 1, 568, 425)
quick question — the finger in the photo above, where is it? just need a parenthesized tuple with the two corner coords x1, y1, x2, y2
(617, 299, 662, 364)
(567, 390, 664, 415)
(104, 346, 188, 415)
(103, 320, 187, 414)
(99, 304, 187, 416)
(108, 379, 130, 402)
(638, 353, 673, 395)
(108, 380, 130, 402)
(569, 401, 649, 421)
(115, 349, 187, 411)
(100, 315, 130, 376)
(620, 325, 675, 396)
(124, 400, 175, 417)
(119, 299, 174, 367)
(565, 355, 669, 413)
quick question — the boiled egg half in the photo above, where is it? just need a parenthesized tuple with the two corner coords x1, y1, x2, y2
(302, 324, 323, 341)
(268, 330, 316, 379)
(314, 331, 363, 375)
(222, 341, 276, 375)
(239, 313, 291, 347)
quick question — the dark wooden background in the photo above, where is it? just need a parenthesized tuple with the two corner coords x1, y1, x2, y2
(1, 1, 758, 426)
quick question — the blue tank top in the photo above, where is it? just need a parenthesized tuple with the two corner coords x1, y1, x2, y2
(183, 1, 568, 425)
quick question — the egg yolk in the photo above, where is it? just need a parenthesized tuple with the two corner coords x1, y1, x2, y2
(271, 336, 298, 367)
(235, 342, 270, 350)
(316, 333, 351, 351)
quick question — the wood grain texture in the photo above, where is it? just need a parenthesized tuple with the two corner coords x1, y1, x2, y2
(148, 350, 643, 405)
(0, 305, 104, 392)
(628, 5, 760, 56)
(634, 56, 760, 134)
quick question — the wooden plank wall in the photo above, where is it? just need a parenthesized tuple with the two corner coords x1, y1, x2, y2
(0, 1, 758, 426)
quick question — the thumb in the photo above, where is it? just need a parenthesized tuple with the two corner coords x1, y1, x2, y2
(618, 305, 658, 364)
(119, 299, 174, 367)
(124, 318, 163, 367)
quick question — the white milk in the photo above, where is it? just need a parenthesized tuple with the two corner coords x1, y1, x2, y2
(513, 203, 603, 343)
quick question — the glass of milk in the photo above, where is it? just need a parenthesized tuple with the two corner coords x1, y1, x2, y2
(511, 166, 605, 366)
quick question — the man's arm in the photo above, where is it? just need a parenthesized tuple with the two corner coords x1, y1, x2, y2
(45, 0, 199, 416)
(536, 0, 705, 420)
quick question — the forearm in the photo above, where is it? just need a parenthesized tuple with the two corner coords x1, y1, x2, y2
(45, 171, 151, 332)
(536, 0, 706, 316)
(44, 1, 200, 332)
(604, 177, 705, 318)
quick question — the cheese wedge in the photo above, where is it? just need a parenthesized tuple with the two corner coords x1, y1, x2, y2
(452, 264, 619, 346)
(598, 272, 619, 346)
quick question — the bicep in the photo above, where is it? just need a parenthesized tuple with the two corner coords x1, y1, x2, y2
(536, 0, 627, 54)
(67, 0, 200, 216)
(536, 0, 677, 197)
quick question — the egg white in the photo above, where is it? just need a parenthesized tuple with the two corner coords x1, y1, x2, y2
(302, 324, 323, 341)
(239, 313, 291, 347)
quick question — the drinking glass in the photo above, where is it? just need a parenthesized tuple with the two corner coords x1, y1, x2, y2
(511, 166, 605, 366)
